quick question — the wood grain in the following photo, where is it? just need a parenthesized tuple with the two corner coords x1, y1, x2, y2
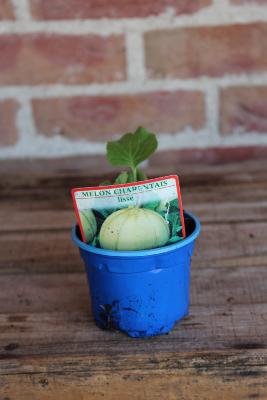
(0, 157, 266, 399)
(0, 219, 266, 273)
(0, 266, 266, 314)
(1, 351, 267, 400)
(0, 302, 266, 358)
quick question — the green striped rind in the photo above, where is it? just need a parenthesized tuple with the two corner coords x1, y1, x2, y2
(79, 210, 97, 243)
(99, 207, 170, 251)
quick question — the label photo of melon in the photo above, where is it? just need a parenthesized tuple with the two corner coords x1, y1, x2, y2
(72, 175, 186, 251)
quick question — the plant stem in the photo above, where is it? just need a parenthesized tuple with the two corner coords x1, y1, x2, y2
(131, 167, 137, 182)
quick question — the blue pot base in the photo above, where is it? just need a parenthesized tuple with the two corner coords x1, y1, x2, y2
(95, 313, 187, 338)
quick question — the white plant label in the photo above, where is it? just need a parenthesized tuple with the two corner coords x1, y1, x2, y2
(72, 175, 186, 250)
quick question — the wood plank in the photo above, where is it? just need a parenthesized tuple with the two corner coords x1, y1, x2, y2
(188, 201, 267, 225)
(1, 156, 267, 181)
(0, 219, 266, 273)
(0, 266, 266, 314)
(0, 197, 267, 232)
(0, 272, 89, 313)
(0, 210, 75, 232)
(2, 177, 266, 206)
(0, 350, 267, 400)
(0, 303, 266, 357)
(1, 349, 266, 376)
(1, 159, 267, 220)
(201, 254, 267, 269)
(0, 158, 266, 399)
(194, 221, 267, 266)
(0, 229, 81, 274)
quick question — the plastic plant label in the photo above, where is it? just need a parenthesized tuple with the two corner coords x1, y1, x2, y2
(72, 175, 186, 250)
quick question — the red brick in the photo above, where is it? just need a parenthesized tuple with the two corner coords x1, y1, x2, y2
(231, 0, 267, 4)
(0, 34, 126, 85)
(0, 0, 15, 20)
(0, 100, 19, 147)
(30, 0, 211, 20)
(220, 86, 267, 135)
(145, 23, 267, 79)
(32, 91, 205, 141)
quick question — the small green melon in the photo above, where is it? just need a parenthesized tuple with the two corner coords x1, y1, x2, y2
(79, 210, 97, 243)
(99, 207, 170, 251)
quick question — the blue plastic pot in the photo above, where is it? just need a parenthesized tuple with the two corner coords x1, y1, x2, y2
(72, 210, 200, 338)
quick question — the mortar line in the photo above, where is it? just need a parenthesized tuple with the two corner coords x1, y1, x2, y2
(205, 85, 221, 146)
(213, 0, 230, 8)
(16, 96, 37, 142)
(1, 6, 267, 35)
(0, 74, 267, 99)
(11, 0, 31, 21)
(125, 30, 146, 82)
(1, 128, 267, 159)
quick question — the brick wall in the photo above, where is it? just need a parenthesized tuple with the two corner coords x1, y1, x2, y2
(0, 0, 267, 158)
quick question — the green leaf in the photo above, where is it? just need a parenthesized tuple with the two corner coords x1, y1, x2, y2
(168, 213, 182, 236)
(167, 235, 184, 245)
(91, 236, 98, 247)
(127, 168, 148, 183)
(136, 168, 148, 181)
(166, 212, 183, 245)
(114, 171, 129, 184)
(91, 234, 100, 247)
(127, 171, 134, 182)
(169, 199, 179, 212)
(106, 127, 158, 171)
(94, 208, 116, 220)
(170, 199, 179, 208)
(142, 200, 161, 211)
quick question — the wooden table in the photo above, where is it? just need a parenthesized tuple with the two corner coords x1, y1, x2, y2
(0, 157, 266, 399)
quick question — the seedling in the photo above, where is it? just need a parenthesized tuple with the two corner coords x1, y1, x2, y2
(102, 126, 158, 185)
(72, 127, 185, 250)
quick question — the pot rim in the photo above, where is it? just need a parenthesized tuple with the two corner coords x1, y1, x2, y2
(72, 210, 201, 258)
